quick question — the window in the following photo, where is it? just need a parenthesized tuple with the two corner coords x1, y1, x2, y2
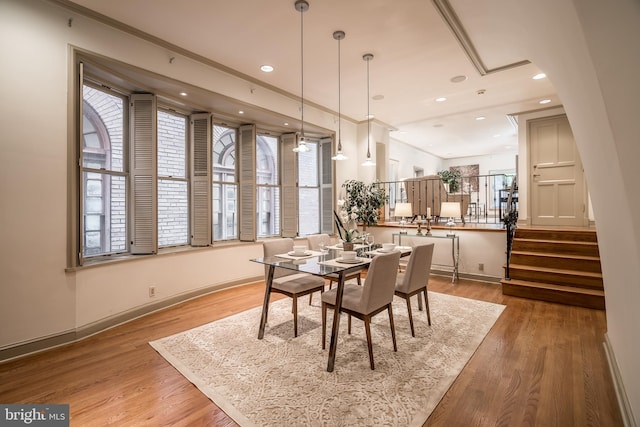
(212, 125, 238, 240)
(298, 140, 320, 235)
(75, 59, 333, 265)
(256, 134, 280, 237)
(157, 110, 188, 247)
(81, 84, 127, 257)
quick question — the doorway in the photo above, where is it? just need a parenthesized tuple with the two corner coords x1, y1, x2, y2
(528, 114, 588, 226)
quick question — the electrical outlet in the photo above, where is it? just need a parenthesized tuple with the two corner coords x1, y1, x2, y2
(478, 263, 484, 272)
(149, 286, 156, 297)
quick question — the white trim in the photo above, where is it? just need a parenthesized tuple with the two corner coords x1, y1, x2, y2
(604, 333, 637, 427)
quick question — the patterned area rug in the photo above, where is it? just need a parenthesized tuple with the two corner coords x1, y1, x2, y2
(150, 291, 505, 426)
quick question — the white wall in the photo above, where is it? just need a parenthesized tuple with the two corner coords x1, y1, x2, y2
(476, 0, 640, 418)
(367, 228, 505, 278)
(388, 138, 442, 180)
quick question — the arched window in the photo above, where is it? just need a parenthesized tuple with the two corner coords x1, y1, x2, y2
(81, 85, 126, 257)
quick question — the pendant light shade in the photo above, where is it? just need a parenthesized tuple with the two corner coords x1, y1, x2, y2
(362, 53, 375, 167)
(331, 30, 347, 161)
(292, 0, 311, 153)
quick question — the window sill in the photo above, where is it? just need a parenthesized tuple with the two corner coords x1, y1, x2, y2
(66, 240, 255, 272)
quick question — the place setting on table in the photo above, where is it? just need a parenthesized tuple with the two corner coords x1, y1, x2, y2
(273, 244, 325, 261)
(365, 242, 413, 258)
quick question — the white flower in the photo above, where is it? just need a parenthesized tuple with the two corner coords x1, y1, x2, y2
(337, 199, 345, 207)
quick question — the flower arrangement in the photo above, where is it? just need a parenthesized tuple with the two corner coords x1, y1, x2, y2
(334, 201, 359, 243)
(341, 179, 387, 227)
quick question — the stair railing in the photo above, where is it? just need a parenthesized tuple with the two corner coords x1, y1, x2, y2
(503, 178, 518, 279)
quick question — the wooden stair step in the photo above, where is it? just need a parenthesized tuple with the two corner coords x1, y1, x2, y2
(512, 238, 600, 256)
(514, 228, 598, 243)
(501, 279, 605, 310)
(507, 264, 603, 289)
(510, 251, 602, 273)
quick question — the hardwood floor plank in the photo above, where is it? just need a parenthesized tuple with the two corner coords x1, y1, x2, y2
(0, 278, 622, 426)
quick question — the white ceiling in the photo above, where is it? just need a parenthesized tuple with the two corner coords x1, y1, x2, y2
(66, 0, 559, 159)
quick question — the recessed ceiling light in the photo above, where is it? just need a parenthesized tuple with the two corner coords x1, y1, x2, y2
(493, 134, 501, 138)
(450, 75, 467, 83)
(284, 122, 289, 126)
(475, 116, 486, 121)
(179, 92, 187, 97)
(435, 97, 447, 102)
(260, 65, 274, 72)
(539, 99, 551, 104)
(366, 114, 375, 119)
(533, 73, 546, 80)
(238, 110, 244, 115)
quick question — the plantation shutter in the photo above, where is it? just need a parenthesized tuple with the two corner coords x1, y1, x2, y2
(190, 113, 212, 246)
(77, 62, 85, 266)
(281, 133, 298, 237)
(320, 137, 334, 234)
(239, 124, 256, 241)
(129, 94, 157, 254)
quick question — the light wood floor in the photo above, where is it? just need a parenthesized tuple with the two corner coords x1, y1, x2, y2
(0, 276, 622, 426)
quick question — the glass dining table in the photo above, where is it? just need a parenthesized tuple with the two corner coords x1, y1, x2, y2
(251, 245, 412, 372)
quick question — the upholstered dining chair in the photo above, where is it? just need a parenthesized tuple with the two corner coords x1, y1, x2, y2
(394, 242, 435, 337)
(321, 251, 401, 370)
(262, 238, 326, 338)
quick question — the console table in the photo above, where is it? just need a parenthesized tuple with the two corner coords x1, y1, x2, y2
(392, 233, 460, 283)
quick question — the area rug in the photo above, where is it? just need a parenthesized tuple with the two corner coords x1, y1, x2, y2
(150, 291, 505, 426)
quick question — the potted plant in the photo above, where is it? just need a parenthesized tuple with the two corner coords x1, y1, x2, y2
(437, 169, 461, 193)
(341, 179, 388, 228)
(334, 210, 358, 251)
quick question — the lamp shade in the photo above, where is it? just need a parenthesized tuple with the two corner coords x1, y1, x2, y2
(440, 202, 461, 218)
(395, 202, 413, 218)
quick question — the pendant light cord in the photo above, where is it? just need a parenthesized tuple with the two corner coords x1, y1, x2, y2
(300, 4, 305, 140)
(366, 55, 371, 159)
(337, 35, 341, 150)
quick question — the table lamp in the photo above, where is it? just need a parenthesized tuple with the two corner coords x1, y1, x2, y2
(440, 202, 461, 235)
(395, 202, 413, 234)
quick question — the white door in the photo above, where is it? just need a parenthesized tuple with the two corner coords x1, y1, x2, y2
(529, 115, 587, 226)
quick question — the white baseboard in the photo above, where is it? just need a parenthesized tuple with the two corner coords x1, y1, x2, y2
(604, 333, 637, 427)
(0, 276, 263, 363)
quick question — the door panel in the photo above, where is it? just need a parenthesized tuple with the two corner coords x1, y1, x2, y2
(530, 115, 587, 226)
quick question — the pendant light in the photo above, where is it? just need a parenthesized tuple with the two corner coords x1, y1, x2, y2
(362, 53, 375, 166)
(331, 30, 347, 161)
(292, 0, 311, 153)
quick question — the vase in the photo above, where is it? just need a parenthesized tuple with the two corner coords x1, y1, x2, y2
(342, 242, 354, 251)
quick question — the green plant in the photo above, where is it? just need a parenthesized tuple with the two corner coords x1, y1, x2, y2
(437, 169, 461, 193)
(341, 179, 388, 226)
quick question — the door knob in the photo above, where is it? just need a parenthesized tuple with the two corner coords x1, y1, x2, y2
(533, 174, 541, 177)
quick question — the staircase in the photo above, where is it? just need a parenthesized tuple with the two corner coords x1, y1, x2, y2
(501, 227, 605, 310)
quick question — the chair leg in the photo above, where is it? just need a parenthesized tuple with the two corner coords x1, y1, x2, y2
(348, 314, 352, 334)
(293, 296, 298, 337)
(364, 316, 375, 370)
(417, 290, 424, 311)
(388, 304, 397, 352)
(356, 275, 362, 286)
(424, 288, 431, 326)
(309, 293, 313, 305)
(405, 296, 415, 337)
(321, 302, 327, 349)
